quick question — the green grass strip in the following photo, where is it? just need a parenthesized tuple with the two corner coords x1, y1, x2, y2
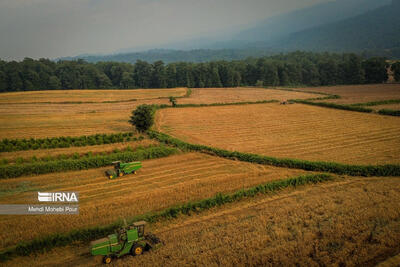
(378, 109, 400, 116)
(0, 146, 178, 179)
(156, 99, 279, 109)
(148, 130, 400, 177)
(351, 99, 400, 107)
(0, 173, 332, 262)
(291, 99, 373, 113)
(0, 133, 143, 152)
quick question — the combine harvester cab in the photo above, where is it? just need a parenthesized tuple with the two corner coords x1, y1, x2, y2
(106, 161, 142, 179)
(91, 221, 162, 264)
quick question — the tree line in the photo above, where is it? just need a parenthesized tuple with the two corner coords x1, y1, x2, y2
(0, 51, 393, 92)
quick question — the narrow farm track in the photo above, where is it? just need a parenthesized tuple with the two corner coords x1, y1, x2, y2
(6, 177, 400, 267)
(0, 153, 311, 249)
(156, 103, 400, 164)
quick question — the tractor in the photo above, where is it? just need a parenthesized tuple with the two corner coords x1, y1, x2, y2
(105, 161, 142, 179)
(90, 221, 162, 264)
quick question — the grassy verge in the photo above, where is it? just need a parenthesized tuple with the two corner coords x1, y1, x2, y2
(0, 133, 144, 152)
(291, 99, 374, 113)
(351, 99, 400, 107)
(378, 109, 400, 116)
(0, 173, 332, 262)
(0, 146, 178, 179)
(157, 99, 279, 109)
(148, 130, 400, 177)
(0, 144, 155, 165)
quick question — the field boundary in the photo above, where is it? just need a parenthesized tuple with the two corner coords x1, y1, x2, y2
(148, 130, 400, 177)
(0, 146, 178, 179)
(0, 173, 332, 262)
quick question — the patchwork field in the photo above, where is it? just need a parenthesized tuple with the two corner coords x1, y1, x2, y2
(0, 88, 187, 104)
(0, 152, 310, 249)
(294, 84, 400, 104)
(156, 103, 400, 164)
(178, 87, 319, 104)
(1, 85, 400, 266)
(6, 176, 400, 267)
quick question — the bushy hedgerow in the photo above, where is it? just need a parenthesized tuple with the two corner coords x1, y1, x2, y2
(351, 99, 400, 107)
(291, 100, 374, 113)
(0, 173, 331, 262)
(148, 130, 400, 177)
(378, 109, 400, 116)
(0, 133, 145, 152)
(0, 146, 178, 179)
(156, 100, 279, 109)
(3, 144, 150, 165)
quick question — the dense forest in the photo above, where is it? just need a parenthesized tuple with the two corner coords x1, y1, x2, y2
(0, 52, 393, 92)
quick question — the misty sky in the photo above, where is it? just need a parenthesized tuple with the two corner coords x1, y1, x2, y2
(0, 0, 329, 60)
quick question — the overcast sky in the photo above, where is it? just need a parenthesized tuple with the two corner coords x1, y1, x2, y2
(0, 0, 328, 61)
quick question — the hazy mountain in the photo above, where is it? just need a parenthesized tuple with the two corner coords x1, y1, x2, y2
(272, 0, 400, 55)
(231, 0, 390, 44)
(59, 0, 399, 63)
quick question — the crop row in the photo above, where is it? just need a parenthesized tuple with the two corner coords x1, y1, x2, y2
(148, 130, 400, 177)
(0, 133, 144, 152)
(0, 145, 154, 166)
(0, 145, 178, 179)
(0, 173, 332, 262)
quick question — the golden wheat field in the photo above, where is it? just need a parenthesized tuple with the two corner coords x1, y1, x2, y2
(294, 84, 400, 104)
(156, 103, 400, 164)
(6, 176, 400, 267)
(0, 152, 311, 249)
(179, 87, 319, 104)
(0, 88, 187, 104)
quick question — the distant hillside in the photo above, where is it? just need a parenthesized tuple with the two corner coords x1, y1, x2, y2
(233, 0, 390, 43)
(272, 0, 400, 56)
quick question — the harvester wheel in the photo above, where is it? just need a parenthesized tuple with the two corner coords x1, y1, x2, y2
(103, 255, 112, 264)
(132, 244, 144, 256)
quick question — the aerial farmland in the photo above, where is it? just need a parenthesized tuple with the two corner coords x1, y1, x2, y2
(0, 82, 399, 266)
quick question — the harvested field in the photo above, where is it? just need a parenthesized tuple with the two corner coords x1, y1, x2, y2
(179, 87, 319, 104)
(294, 84, 400, 104)
(0, 153, 310, 249)
(7, 176, 400, 266)
(0, 138, 156, 163)
(156, 103, 400, 164)
(0, 88, 186, 104)
(0, 99, 170, 139)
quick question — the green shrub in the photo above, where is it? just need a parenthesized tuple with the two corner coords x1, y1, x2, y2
(291, 100, 373, 113)
(129, 104, 156, 132)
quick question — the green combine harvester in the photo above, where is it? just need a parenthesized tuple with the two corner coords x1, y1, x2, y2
(90, 221, 162, 264)
(105, 161, 142, 179)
